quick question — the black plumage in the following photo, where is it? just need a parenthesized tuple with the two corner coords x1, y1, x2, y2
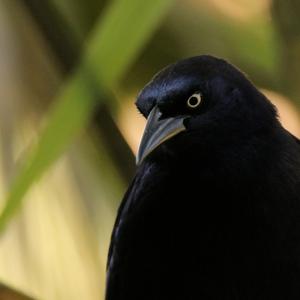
(105, 55, 300, 299)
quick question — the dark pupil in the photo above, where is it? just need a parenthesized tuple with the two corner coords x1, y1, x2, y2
(189, 96, 199, 106)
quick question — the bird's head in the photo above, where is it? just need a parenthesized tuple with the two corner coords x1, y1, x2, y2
(135, 55, 278, 165)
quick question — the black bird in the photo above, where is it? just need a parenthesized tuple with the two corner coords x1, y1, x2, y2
(106, 55, 300, 299)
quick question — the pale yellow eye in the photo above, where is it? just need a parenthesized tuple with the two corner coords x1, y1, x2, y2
(187, 92, 202, 108)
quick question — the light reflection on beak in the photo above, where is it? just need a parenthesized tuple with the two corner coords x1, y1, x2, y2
(136, 106, 187, 165)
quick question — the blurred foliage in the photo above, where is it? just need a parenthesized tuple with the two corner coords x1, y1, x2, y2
(272, 0, 300, 101)
(0, 0, 300, 299)
(0, 284, 34, 299)
(0, 0, 174, 233)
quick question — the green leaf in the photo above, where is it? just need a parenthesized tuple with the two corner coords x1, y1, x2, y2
(85, 0, 174, 87)
(0, 0, 174, 232)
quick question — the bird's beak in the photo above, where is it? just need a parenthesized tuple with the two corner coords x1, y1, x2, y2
(136, 105, 186, 165)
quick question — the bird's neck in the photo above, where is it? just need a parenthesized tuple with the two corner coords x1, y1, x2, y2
(155, 121, 283, 186)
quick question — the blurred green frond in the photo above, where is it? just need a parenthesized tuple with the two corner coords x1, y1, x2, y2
(0, 0, 174, 232)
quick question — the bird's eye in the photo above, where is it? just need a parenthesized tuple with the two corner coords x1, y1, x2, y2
(187, 92, 202, 108)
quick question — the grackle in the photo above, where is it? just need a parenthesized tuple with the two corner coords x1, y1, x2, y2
(106, 55, 300, 299)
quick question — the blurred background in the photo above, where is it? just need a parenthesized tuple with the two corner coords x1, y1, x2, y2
(0, 0, 300, 299)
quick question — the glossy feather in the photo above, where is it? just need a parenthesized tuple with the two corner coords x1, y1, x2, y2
(106, 55, 300, 299)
